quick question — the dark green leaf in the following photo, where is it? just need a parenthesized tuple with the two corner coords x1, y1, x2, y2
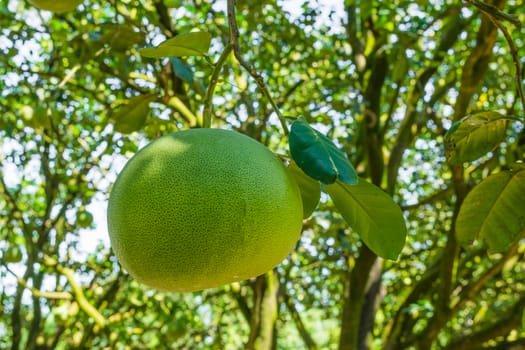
(289, 117, 357, 185)
(112, 93, 157, 134)
(456, 168, 525, 252)
(391, 49, 409, 82)
(325, 179, 407, 259)
(171, 58, 194, 84)
(445, 112, 509, 164)
(139, 32, 212, 58)
(287, 161, 321, 218)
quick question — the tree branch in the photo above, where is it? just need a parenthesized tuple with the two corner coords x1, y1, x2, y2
(386, 13, 467, 193)
(153, 0, 176, 37)
(383, 254, 441, 349)
(452, 240, 520, 313)
(344, 4, 366, 73)
(44, 256, 106, 329)
(466, 0, 521, 26)
(245, 271, 279, 350)
(416, 2, 508, 347)
(203, 44, 233, 128)
(338, 245, 378, 350)
(226, 0, 289, 135)
(283, 291, 318, 350)
(443, 295, 525, 350)
(232, 287, 252, 325)
(5, 266, 72, 300)
(477, 5, 525, 116)
(400, 187, 454, 210)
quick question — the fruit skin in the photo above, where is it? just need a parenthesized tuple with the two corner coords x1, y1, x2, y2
(107, 128, 303, 292)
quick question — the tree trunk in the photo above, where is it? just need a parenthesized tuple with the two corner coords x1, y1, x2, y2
(358, 258, 383, 350)
(415, 1, 507, 348)
(338, 246, 378, 350)
(246, 270, 279, 350)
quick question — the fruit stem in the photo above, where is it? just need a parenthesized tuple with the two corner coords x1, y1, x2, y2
(203, 44, 233, 128)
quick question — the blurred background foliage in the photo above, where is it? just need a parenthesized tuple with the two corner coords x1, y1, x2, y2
(1, 0, 525, 349)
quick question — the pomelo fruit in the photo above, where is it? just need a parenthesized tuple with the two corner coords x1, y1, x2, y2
(4, 244, 23, 263)
(76, 210, 94, 228)
(107, 128, 303, 292)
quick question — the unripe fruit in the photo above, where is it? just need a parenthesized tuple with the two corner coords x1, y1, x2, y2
(76, 210, 94, 228)
(4, 245, 23, 263)
(107, 128, 303, 292)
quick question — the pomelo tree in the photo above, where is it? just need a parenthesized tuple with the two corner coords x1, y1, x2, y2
(1, 0, 524, 349)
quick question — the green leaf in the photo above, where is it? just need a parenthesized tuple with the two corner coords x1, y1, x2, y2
(29, 0, 83, 13)
(522, 308, 525, 330)
(445, 112, 509, 164)
(456, 168, 525, 252)
(97, 24, 145, 51)
(139, 32, 212, 58)
(325, 179, 407, 259)
(164, 0, 180, 7)
(391, 49, 409, 82)
(112, 93, 157, 134)
(287, 161, 321, 218)
(289, 117, 357, 185)
(171, 58, 194, 84)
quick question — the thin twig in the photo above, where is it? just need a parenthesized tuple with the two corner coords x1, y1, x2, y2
(226, 0, 289, 135)
(487, 17, 525, 115)
(203, 43, 233, 128)
(5, 267, 72, 300)
(400, 187, 454, 210)
(466, 0, 521, 27)
(44, 256, 107, 328)
(466, 0, 525, 114)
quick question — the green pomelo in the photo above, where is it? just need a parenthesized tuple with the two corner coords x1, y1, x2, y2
(4, 245, 23, 263)
(107, 128, 303, 292)
(76, 210, 93, 228)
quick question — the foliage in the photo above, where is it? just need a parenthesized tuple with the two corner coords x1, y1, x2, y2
(456, 167, 525, 252)
(1, 0, 525, 349)
(289, 116, 358, 185)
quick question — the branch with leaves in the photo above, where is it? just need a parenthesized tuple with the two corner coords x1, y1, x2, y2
(466, 0, 525, 114)
(5, 266, 72, 300)
(202, 44, 233, 128)
(44, 256, 106, 329)
(226, 0, 289, 134)
(283, 290, 318, 350)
